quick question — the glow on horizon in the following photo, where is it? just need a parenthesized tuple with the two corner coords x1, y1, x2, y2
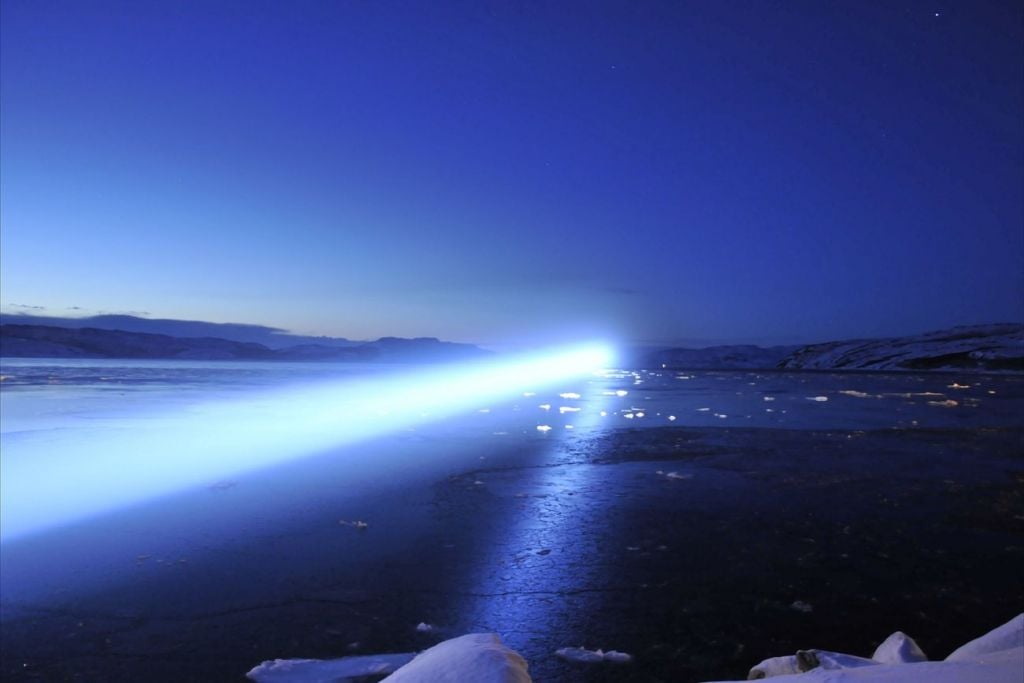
(0, 343, 615, 542)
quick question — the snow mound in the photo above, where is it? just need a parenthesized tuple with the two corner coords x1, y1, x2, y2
(711, 614, 1023, 683)
(383, 633, 530, 682)
(872, 631, 927, 664)
(946, 613, 1023, 661)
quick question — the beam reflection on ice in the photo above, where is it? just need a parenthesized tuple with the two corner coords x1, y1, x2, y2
(0, 343, 613, 542)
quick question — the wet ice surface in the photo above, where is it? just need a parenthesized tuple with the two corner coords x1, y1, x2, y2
(1, 360, 1023, 682)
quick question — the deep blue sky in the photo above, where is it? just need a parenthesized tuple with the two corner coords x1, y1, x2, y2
(2, 1, 1022, 346)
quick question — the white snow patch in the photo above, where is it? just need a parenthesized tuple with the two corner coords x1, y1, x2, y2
(535, 425, 551, 433)
(559, 392, 581, 399)
(748, 654, 800, 678)
(415, 622, 435, 632)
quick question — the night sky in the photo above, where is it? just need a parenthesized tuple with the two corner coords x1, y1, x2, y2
(1, 1, 1021, 346)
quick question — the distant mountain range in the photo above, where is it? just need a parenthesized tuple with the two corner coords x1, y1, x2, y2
(0, 313, 359, 349)
(1, 315, 1021, 371)
(0, 321, 488, 363)
(644, 344, 800, 370)
(777, 323, 1024, 372)
(649, 324, 1023, 372)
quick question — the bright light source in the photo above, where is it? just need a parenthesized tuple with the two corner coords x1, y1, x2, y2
(1, 342, 614, 542)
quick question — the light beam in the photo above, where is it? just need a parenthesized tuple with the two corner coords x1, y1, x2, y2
(0, 343, 614, 542)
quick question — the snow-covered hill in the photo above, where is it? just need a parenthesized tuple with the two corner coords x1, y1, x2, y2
(779, 324, 1024, 372)
(646, 344, 798, 370)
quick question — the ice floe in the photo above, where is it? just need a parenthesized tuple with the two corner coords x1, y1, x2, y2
(247, 652, 415, 682)
(555, 646, 632, 664)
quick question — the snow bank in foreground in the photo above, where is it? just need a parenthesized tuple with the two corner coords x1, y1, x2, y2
(247, 633, 528, 683)
(246, 614, 1022, 683)
(708, 613, 1022, 683)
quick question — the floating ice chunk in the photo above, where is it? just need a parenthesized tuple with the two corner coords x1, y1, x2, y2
(478, 408, 491, 413)
(536, 425, 552, 433)
(555, 646, 631, 664)
(559, 406, 581, 414)
(948, 383, 971, 390)
(872, 631, 927, 664)
(599, 411, 607, 416)
(522, 392, 536, 397)
(635, 412, 645, 418)
(624, 413, 635, 419)
(928, 400, 959, 408)
(790, 600, 813, 613)
(616, 390, 628, 397)
(559, 392, 581, 399)
(839, 390, 872, 399)
(667, 415, 676, 421)
(664, 471, 691, 480)
(763, 396, 776, 402)
(555, 647, 604, 663)
(339, 520, 369, 529)
(697, 407, 710, 412)
(247, 652, 416, 682)
(385, 633, 531, 682)
(539, 404, 551, 411)
(416, 622, 435, 633)
(602, 650, 632, 663)
(564, 425, 574, 430)
(806, 396, 828, 402)
(946, 613, 1023, 661)
(748, 654, 800, 678)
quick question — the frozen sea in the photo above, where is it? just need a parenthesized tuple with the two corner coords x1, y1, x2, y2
(1, 358, 1022, 682)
